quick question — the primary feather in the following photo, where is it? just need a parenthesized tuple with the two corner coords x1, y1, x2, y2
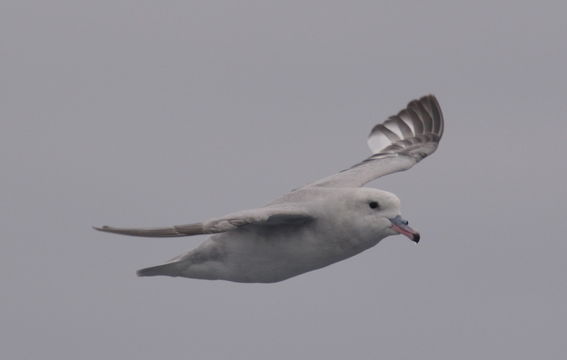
(307, 95, 443, 188)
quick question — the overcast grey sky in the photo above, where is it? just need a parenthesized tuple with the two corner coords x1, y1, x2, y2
(1, 1, 566, 359)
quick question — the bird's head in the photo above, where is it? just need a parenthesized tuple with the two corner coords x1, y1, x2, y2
(337, 188, 420, 243)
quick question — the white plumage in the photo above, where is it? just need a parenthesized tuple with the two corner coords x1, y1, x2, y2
(95, 95, 444, 283)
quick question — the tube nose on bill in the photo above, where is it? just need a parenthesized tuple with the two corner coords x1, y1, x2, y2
(389, 215, 420, 243)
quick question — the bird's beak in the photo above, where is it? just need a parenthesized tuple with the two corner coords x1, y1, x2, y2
(389, 215, 420, 243)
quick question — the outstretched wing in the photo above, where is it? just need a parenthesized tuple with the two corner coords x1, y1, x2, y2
(94, 205, 313, 238)
(306, 94, 443, 188)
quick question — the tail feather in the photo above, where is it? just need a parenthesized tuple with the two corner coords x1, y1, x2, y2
(137, 262, 179, 277)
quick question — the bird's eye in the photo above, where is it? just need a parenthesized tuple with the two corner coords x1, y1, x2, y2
(368, 201, 379, 209)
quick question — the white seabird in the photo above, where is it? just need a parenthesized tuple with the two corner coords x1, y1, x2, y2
(95, 95, 444, 283)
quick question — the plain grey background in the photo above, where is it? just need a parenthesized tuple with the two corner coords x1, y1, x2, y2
(1, 1, 566, 359)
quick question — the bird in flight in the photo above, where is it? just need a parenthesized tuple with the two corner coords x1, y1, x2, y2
(95, 95, 444, 283)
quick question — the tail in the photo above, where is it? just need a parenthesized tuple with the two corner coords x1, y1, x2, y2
(137, 262, 180, 277)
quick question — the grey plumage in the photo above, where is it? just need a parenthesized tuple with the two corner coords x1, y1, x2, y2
(308, 95, 442, 188)
(93, 223, 205, 237)
(94, 206, 313, 238)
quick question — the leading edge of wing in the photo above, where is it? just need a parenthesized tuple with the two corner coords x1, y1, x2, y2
(305, 94, 444, 188)
(94, 205, 314, 238)
(93, 223, 205, 237)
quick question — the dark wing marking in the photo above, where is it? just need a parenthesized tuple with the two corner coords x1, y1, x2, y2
(305, 95, 443, 188)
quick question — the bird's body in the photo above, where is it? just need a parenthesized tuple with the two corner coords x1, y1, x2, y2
(96, 95, 444, 283)
(140, 188, 400, 283)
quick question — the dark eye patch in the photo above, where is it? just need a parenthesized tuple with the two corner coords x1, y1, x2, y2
(368, 201, 379, 209)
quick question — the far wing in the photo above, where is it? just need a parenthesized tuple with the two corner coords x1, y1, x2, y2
(94, 205, 313, 238)
(306, 95, 444, 188)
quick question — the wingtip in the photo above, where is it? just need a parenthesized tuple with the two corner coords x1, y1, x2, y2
(418, 94, 440, 110)
(420, 93, 437, 100)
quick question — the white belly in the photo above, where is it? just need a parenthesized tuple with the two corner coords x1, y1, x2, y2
(177, 223, 383, 283)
